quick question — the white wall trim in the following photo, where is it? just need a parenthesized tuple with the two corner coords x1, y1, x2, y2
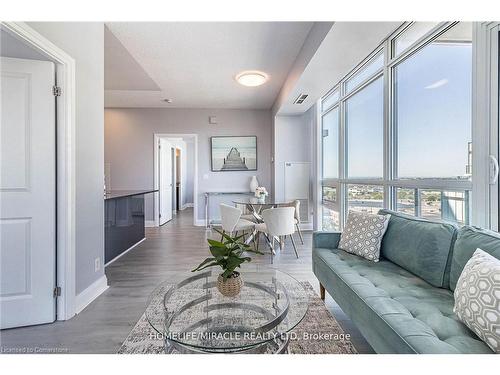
(74, 275, 108, 315)
(194, 219, 206, 227)
(472, 22, 500, 230)
(145, 220, 156, 228)
(1, 22, 77, 321)
(154, 133, 199, 227)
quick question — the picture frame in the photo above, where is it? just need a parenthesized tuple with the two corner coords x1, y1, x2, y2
(210, 136, 257, 172)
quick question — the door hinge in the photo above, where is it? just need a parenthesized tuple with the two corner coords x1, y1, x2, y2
(52, 86, 62, 96)
(53, 286, 61, 297)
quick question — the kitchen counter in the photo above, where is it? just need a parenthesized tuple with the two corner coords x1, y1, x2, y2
(104, 189, 157, 265)
(105, 189, 158, 200)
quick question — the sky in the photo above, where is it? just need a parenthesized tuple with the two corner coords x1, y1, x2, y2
(322, 40, 472, 180)
(211, 136, 256, 150)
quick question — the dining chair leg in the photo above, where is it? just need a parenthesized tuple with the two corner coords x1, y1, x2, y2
(263, 233, 276, 255)
(220, 230, 225, 242)
(290, 234, 299, 259)
(296, 223, 304, 245)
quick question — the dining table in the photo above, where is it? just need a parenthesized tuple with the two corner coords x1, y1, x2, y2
(231, 196, 294, 259)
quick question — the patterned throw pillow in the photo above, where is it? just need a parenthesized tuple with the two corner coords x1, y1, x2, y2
(454, 248, 500, 353)
(338, 211, 390, 262)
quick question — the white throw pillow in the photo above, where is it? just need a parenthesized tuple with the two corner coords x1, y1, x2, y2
(338, 211, 390, 262)
(454, 248, 500, 353)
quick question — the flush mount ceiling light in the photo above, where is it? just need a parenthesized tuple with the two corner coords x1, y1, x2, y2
(235, 71, 269, 87)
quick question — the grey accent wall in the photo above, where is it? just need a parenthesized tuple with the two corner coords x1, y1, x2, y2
(28, 22, 105, 295)
(104, 108, 272, 222)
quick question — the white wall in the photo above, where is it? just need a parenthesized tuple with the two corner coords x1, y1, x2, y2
(104, 108, 272, 222)
(273, 106, 315, 222)
(28, 22, 105, 295)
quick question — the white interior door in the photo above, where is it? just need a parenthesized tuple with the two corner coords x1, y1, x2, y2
(0, 57, 56, 329)
(159, 138, 173, 225)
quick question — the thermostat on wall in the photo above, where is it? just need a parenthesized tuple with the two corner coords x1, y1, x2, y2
(209, 116, 217, 124)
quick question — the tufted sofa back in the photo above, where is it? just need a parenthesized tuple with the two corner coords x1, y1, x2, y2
(378, 209, 458, 288)
(450, 226, 500, 291)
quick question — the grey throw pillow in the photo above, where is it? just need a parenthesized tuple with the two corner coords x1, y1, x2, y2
(338, 211, 390, 262)
(454, 248, 500, 353)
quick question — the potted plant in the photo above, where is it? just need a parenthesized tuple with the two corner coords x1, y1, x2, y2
(254, 186, 268, 203)
(192, 229, 264, 297)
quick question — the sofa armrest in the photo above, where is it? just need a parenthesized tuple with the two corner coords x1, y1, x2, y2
(313, 231, 342, 249)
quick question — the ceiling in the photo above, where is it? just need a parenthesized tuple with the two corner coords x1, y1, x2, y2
(105, 22, 314, 109)
(104, 26, 160, 91)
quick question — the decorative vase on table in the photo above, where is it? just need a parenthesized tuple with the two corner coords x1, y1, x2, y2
(249, 176, 259, 192)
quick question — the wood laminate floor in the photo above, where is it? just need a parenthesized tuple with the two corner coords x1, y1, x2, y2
(0, 209, 374, 354)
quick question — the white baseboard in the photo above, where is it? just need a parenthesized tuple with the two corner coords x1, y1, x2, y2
(145, 220, 156, 227)
(181, 203, 194, 210)
(194, 219, 206, 227)
(75, 275, 109, 314)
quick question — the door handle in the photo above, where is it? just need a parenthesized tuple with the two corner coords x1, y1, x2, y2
(489, 155, 499, 184)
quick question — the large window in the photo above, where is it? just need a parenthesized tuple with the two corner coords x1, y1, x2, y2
(348, 185, 384, 214)
(322, 185, 340, 230)
(346, 77, 384, 179)
(395, 25, 472, 180)
(346, 53, 383, 94)
(322, 107, 339, 179)
(319, 22, 472, 230)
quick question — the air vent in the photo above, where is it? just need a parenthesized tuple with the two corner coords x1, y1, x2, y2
(293, 93, 308, 104)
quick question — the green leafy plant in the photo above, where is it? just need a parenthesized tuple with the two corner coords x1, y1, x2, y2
(192, 228, 264, 280)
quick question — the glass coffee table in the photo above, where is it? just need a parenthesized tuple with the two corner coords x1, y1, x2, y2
(146, 266, 309, 353)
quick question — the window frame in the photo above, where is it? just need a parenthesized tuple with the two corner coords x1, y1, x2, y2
(318, 22, 473, 230)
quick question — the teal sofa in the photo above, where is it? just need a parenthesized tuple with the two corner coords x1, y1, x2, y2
(313, 209, 500, 354)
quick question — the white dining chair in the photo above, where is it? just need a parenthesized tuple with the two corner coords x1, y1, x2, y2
(219, 203, 255, 238)
(290, 200, 304, 244)
(235, 203, 259, 223)
(255, 206, 298, 262)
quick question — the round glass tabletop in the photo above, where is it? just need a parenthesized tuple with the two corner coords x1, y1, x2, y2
(232, 196, 293, 206)
(146, 265, 309, 353)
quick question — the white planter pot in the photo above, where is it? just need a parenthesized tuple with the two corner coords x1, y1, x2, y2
(217, 272, 243, 297)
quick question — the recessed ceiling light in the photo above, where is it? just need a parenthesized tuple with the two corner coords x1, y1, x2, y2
(235, 71, 269, 87)
(162, 98, 172, 103)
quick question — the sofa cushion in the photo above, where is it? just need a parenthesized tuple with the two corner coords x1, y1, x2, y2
(454, 249, 500, 353)
(451, 226, 500, 291)
(378, 209, 457, 288)
(338, 211, 390, 262)
(313, 247, 492, 353)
